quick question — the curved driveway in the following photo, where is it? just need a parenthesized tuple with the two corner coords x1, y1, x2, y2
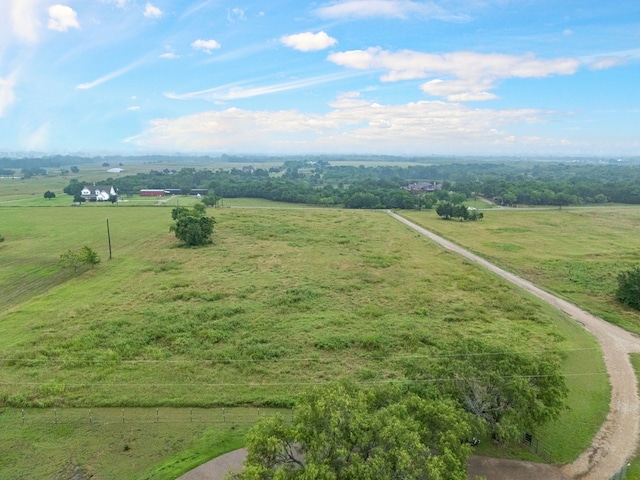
(387, 210, 640, 479)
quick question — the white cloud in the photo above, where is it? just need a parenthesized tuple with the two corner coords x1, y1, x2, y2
(328, 48, 581, 100)
(127, 94, 559, 154)
(160, 52, 179, 59)
(281, 31, 337, 52)
(143, 3, 163, 18)
(191, 39, 221, 54)
(314, 0, 466, 21)
(47, 5, 80, 32)
(127, 106, 140, 111)
(0, 74, 18, 117)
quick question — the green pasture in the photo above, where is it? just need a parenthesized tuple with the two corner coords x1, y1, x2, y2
(400, 206, 640, 334)
(0, 406, 285, 480)
(0, 203, 613, 476)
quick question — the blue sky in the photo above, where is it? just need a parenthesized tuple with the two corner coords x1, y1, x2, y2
(1, 0, 638, 156)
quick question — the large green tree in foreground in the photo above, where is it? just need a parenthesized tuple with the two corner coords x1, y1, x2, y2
(170, 204, 215, 246)
(231, 382, 471, 480)
(406, 339, 568, 443)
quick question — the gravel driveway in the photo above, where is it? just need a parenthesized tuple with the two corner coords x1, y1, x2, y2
(388, 211, 640, 479)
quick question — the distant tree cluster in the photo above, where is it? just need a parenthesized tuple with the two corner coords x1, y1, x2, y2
(61, 159, 640, 212)
(436, 202, 483, 221)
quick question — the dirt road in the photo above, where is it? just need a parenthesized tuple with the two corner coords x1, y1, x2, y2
(387, 211, 640, 479)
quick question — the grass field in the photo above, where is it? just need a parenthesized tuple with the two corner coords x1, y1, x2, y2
(0, 200, 616, 477)
(0, 205, 599, 407)
(0, 406, 286, 480)
(400, 206, 640, 334)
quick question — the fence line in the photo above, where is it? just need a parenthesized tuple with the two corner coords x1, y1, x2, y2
(521, 432, 553, 463)
(610, 463, 630, 480)
(5, 406, 294, 428)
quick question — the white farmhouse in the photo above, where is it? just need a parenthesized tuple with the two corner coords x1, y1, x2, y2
(81, 185, 116, 202)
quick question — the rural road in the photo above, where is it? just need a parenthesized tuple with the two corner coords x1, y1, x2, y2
(387, 210, 640, 479)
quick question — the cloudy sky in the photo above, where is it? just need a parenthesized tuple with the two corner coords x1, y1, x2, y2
(1, 0, 638, 156)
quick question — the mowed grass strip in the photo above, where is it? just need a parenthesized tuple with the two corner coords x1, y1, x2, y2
(0, 406, 282, 480)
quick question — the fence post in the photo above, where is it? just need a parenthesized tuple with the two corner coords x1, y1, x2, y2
(190, 409, 193, 423)
(122, 409, 125, 424)
(156, 408, 159, 423)
(21, 409, 25, 425)
(222, 408, 225, 423)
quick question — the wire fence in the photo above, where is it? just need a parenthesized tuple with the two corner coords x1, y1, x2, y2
(521, 431, 553, 463)
(3, 406, 294, 428)
(610, 463, 630, 480)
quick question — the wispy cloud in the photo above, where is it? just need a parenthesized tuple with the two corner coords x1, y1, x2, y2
(581, 48, 640, 70)
(314, 0, 468, 21)
(102, 0, 129, 7)
(181, 0, 217, 19)
(5, 0, 42, 44)
(48, 5, 80, 32)
(0, 73, 18, 116)
(227, 7, 246, 22)
(329, 48, 580, 101)
(144, 2, 163, 18)
(192, 39, 221, 54)
(165, 71, 364, 101)
(281, 31, 337, 52)
(76, 60, 142, 89)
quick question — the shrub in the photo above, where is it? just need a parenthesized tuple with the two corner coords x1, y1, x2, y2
(616, 267, 640, 310)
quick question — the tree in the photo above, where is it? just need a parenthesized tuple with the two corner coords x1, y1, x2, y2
(73, 193, 86, 204)
(406, 339, 567, 443)
(232, 382, 471, 480)
(202, 191, 218, 207)
(0, 234, 4, 243)
(59, 246, 100, 272)
(64, 179, 84, 197)
(44, 190, 56, 200)
(79, 246, 100, 268)
(70, 166, 79, 173)
(170, 206, 215, 246)
(616, 267, 640, 310)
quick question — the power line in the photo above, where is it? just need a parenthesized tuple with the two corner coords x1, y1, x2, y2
(0, 347, 600, 365)
(0, 372, 608, 388)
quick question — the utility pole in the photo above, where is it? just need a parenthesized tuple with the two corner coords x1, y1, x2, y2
(106, 218, 112, 260)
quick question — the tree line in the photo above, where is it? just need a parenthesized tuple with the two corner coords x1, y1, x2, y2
(58, 159, 640, 210)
